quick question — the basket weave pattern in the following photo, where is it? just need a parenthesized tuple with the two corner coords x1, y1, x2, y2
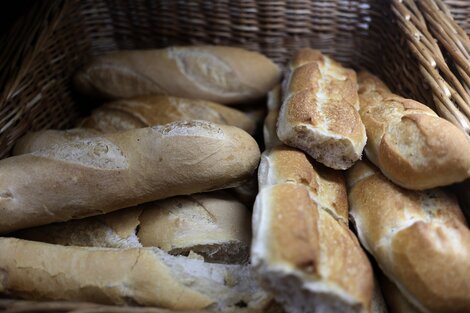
(0, 0, 469, 312)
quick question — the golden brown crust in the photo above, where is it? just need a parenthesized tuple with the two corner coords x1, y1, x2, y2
(252, 146, 373, 312)
(74, 46, 281, 105)
(347, 160, 470, 313)
(80, 95, 256, 135)
(277, 48, 366, 170)
(358, 71, 470, 189)
(0, 121, 260, 234)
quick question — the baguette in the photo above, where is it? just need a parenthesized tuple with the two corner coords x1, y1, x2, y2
(251, 146, 373, 313)
(74, 46, 281, 105)
(380, 274, 422, 313)
(0, 237, 272, 311)
(357, 72, 470, 189)
(347, 160, 470, 313)
(15, 191, 251, 263)
(263, 85, 282, 149)
(0, 121, 260, 234)
(277, 48, 366, 170)
(78, 95, 256, 134)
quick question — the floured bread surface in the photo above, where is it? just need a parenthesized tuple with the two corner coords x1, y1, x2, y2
(0, 238, 273, 311)
(357, 71, 470, 190)
(74, 46, 281, 104)
(251, 146, 373, 313)
(154, 120, 226, 139)
(277, 48, 366, 170)
(347, 160, 470, 313)
(32, 137, 128, 169)
(80, 95, 256, 135)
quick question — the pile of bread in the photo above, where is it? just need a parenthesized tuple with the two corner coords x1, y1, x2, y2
(0, 46, 469, 313)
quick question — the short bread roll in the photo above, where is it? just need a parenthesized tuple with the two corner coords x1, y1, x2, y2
(277, 48, 366, 170)
(251, 146, 373, 313)
(0, 238, 272, 311)
(347, 160, 470, 313)
(357, 72, 470, 189)
(0, 121, 260, 234)
(16, 191, 251, 263)
(74, 46, 281, 105)
(79, 95, 256, 134)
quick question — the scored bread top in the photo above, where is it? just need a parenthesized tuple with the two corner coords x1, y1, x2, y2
(347, 160, 470, 313)
(74, 46, 281, 105)
(79, 95, 256, 134)
(277, 48, 366, 170)
(358, 71, 470, 190)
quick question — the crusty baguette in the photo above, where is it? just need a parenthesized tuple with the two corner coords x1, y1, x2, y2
(0, 121, 260, 234)
(16, 191, 251, 264)
(276, 48, 366, 170)
(263, 85, 282, 149)
(357, 71, 470, 189)
(78, 95, 256, 134)
(0, 237, 272, 311)
(74, 46, 281, 105)
(251, 146, 373, 313)
(347, 160, 470, 313)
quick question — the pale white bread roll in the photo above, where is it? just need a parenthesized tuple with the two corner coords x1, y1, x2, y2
(0, 238, 274, 312)
(14, 191, 251, 263)
(276, 48, 366, 170)
(357, 72, 470, 189)
(78, 95, 256, 135)
(74, 46, 281, 105)
(0, 121, 260, 234)
(380, 274, 422, 313)
(347, 160, 470, 313)
(263, 85, 282, 149)
(251, 146, 373, 313)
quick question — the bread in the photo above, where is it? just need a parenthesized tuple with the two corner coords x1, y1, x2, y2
(0, 237, 273, 311)
(380, 274, 421, 313)
(263, 85, 282, 149)
(229, 177, 258, 207)
(74, 46, 281, 105)
(16, 191, 251, 264)
(357, 71, 470, 189)
(276, 48, 366, 170)
(78, 95, 256, 134)
(347, 160, 470, 313)
(0, 120, 260, 234)
(251, 145, 373, 313)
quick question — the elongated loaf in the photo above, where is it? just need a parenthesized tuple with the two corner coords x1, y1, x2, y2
(380, 274, 421, 313)
(16, 191, 251, 263)
(0, 238, 272, 311)
(263, 85, 282, 149)
(347, 160, 470, 313)
(74, 46, 281, 105)
(277, 48, 366, 170)
(357, 72, 470, 189)
(0, 121, 260, 234)
(251, 145, 373, 313)
(78, 95, 256, 134)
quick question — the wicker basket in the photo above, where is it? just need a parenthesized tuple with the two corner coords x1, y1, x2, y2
(0, 0, 469, 312)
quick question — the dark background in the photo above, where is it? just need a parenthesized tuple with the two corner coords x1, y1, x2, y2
(0, 0, 34, 38)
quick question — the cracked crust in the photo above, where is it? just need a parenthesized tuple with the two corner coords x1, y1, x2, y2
(0, 121, 260, 234)
(277, 48, 366, 170)
(251, 146, 373, 313)
(358, 71, 470, 189)
(347, 160, 470, 313)
(74, 46, 281, 105)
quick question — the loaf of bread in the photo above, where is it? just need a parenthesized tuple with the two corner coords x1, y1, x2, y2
(263, 85, 282, 149)
(0, 237, 273, 311)
(277, 48, 366, 170)
(15, 191, 251, 263)
(78, 95, 256, 134)
(347, 160, 470, 313)
(0, 121, 260, 234)
(251, 145, 373, 313)
(74, 46, 281, 105)
(357, 72, 470, 189)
